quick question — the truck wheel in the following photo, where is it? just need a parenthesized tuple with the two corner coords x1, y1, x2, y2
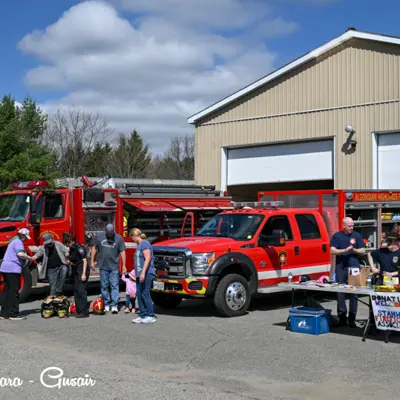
(19, 266, 33, 303)
(151, 291, 183, 309)
(0, 264, 32, 305)
(214, 274, 250, 317)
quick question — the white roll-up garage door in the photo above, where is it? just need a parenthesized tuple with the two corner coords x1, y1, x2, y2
(377, 133, 400, 189)
(226, 140, 334, 186)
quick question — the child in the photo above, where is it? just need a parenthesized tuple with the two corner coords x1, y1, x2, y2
(121, 270, 136, 313)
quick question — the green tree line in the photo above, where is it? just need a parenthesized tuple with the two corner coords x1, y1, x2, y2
(0, 95, 194, 190)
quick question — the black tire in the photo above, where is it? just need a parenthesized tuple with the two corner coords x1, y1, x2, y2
(0, 263, 32, 305)
(213, 273, 250, 317)
(19, 266, 33, 303)
(151, 291, 183, 309)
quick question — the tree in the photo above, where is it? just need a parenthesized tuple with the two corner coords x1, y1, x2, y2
(0, 95, 56, 190)
(85, 142, 114, 176)
(150, 134, 195, 180)
(44, 107, 113, 177)
(110, 130, 152, 179)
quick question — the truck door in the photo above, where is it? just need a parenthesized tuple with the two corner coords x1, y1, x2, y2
(35, 191, 69, 243)
(257, 214, 297, 287)
(291, 212, 331, 279)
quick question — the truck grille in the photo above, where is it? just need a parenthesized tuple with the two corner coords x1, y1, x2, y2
(153, 248, 190, 278)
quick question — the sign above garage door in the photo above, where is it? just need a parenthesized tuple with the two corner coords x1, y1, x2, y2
(225, 139, 334, 187)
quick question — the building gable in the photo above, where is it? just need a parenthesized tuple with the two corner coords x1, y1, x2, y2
(189, 29, 400, 126)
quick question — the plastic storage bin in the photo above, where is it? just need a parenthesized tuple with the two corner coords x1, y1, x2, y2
(289, 307, 332, 335)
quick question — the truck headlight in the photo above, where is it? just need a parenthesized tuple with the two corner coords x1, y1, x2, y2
(192, 253, 215, 275)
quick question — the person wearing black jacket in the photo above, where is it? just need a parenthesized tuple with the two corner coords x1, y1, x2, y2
(368, 231, 400, 285)
(63, 234, 90, 318)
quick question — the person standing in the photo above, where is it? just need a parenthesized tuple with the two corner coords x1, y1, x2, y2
(63, 234, 90, 318)
(31, 233, 69, 297)
(121, 270, 136, 313)
(330, 217, 365, 328)
(90, 224, 126, 314)
(130, 228, 156, 324)
(0, 228, 32, 320)
(367, 231, 400, 284)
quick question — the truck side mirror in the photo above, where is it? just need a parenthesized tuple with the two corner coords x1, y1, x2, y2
(29, 194, 39, 226)
(258, 229, 286, 247)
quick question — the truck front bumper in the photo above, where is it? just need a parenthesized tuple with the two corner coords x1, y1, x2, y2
(151, 276, 211, 296)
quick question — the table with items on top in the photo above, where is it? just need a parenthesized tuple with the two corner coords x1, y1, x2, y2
(278, 281, 400, 343)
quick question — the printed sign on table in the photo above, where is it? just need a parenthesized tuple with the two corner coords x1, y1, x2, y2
(371, 293, 400, 331)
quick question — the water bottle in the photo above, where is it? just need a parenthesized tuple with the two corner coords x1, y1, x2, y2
(288, 272, 293, 284)
(367, 274, 372, 288)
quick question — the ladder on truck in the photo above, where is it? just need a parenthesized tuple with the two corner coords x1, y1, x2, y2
(55, 176, 224, 198)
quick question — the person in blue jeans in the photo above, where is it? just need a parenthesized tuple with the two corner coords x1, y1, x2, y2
(90, 224, 126, 314)
(330, 217, 365, 328)
(130, 228, 156, 324)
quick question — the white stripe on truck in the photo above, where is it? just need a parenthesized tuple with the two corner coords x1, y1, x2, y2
(258, 264, 331, 280)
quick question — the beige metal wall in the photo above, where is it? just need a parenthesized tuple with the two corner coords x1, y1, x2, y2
(194, 38, 400, 189)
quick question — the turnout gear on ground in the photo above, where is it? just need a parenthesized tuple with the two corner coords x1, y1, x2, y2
(40, 296, 70, 319)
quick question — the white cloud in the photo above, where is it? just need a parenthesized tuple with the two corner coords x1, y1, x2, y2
(18, 0, 303, 152)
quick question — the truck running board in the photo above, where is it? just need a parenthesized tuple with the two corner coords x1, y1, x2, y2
(257, 286, 291, 294)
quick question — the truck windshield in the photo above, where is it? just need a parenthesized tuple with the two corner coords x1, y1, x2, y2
(196, 213, 265, 241)
(0, 194, 30, 222)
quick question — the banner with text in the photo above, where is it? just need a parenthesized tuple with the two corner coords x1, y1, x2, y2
(371, 293, 400, 331)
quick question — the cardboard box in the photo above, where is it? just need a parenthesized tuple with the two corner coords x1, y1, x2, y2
(348, 267, 371, 287)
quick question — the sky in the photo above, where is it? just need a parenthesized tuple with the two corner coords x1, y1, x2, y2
(0, 0, 399, 153)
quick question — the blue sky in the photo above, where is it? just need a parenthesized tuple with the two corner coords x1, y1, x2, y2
(0, 0, 398, 151)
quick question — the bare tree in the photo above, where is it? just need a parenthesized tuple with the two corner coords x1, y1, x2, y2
(44, 107, 114, 177)
(150, 134, 195, 180)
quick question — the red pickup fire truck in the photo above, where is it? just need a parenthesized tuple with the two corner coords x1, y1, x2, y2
(150, 189, 400, 317)
(150, 201, 332, 317)
(0, 176, 232, 302)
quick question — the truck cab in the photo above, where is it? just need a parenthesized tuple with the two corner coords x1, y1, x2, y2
(0, 180, 73, 301)
(151, 201, 331, 317)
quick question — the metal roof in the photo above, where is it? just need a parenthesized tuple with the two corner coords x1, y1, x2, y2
(187, 28, 400, 125)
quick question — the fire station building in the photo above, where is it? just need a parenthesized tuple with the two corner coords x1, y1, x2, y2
(189, 28, 400, 200)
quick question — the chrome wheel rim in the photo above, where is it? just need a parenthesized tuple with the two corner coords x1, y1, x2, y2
(225, 282, 246, 311)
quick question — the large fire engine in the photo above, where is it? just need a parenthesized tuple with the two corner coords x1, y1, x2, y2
(258, 189, 400, 249)
(0, 176, 232, 302)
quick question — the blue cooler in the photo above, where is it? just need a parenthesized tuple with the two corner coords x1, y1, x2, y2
(289, 307, 332, 335)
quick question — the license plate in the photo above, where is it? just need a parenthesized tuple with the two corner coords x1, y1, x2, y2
(153, 281, 165, 291)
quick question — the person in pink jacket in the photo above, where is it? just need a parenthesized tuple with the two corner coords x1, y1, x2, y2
(121, 270, 136, 313)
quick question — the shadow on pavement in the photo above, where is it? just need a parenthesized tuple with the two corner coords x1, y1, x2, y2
(153, 292, 312, 318)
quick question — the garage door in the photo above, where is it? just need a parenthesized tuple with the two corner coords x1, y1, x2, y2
(226, 140, 334, 186)
(377, 133, 400, 189)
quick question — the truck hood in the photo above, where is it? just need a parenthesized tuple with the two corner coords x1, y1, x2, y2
(153, 236, 240, 253)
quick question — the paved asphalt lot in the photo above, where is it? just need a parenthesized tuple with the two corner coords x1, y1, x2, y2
(0, 284, 399, 400)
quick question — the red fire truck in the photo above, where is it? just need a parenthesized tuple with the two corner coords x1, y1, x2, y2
(148, 189, 400, 317)
(0, 176, 232, 301)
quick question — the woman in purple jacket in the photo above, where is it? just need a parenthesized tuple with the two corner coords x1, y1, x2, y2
(0, 228, 32, 320)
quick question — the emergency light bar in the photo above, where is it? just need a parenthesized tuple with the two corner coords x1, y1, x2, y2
(11, 180, 49, 190)
(232, 201, 283, 209)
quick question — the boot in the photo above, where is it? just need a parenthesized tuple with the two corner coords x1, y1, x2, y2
(348, 313, 357, 328)
(335, 313, 347, 327)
